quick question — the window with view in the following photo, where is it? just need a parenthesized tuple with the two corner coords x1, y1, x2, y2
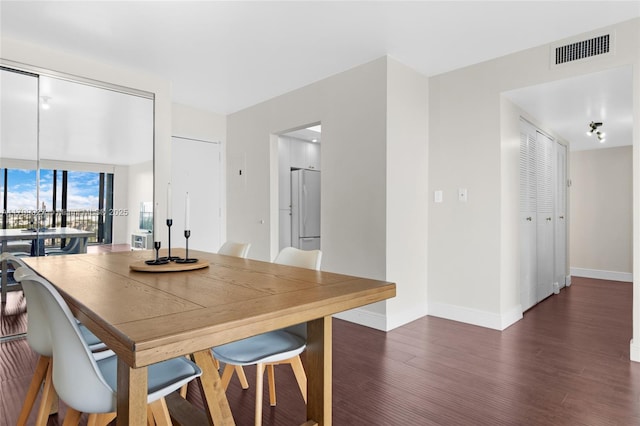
(1, 168, 114, 245)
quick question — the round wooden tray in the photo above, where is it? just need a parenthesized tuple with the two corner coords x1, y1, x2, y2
(129, 258, 209, 272)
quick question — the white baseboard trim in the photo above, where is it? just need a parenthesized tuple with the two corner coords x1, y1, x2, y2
(565, 275, 572, 287)
(333, 305, 429, 332)
(427, 301, 523, 331)
(333, 308, 388, 331)
(386, 305, 429, 331)
(570, 267, 632, 282)
(630, 339, 640, 363)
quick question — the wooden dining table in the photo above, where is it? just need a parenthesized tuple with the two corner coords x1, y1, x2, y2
(23, 248, 396, 425)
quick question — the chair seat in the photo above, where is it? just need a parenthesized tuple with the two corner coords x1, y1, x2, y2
(97, 355, 201, 402)
(78, 323, 103, 347)
(213, 330, 306, 365)
(77, 323, 112, 357)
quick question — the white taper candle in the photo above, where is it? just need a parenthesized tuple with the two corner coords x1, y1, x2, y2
(185, 192, 190, 230)
(167, 183, 172, 219)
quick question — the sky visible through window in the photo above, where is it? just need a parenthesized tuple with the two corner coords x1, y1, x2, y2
(2, 169, 100, 211)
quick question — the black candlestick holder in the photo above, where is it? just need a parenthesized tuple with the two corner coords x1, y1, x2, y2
(159, 219, 180, 262)
(145, 241, 169, 265)
(176, 230, 198, 264)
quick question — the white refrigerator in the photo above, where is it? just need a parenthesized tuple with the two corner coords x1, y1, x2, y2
(291, 169, 321, 250)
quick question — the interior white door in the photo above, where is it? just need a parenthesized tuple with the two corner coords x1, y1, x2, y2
(554, 142, 568, 291)
(519, 126, 538, 311)
(536, 131, 555, 302)
(170, 136, 222, 253)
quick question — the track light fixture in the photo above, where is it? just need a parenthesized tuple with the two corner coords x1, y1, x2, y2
(586, 121, 606, 143)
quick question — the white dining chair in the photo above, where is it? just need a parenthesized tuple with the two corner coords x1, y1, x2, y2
(14, 266, 202, 425)
(1, 251, 28, 268)
(179, 240, 253, 399)
(12, 265, 111, 426)
(214, 241, 252, 389)
(218, 241, 251, 258)
(212, 246, 321, 426)
(45, 237, 84, 256)
(1, 252, 31, 304)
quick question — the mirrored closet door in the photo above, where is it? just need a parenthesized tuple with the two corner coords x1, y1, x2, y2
(0, 65, 154, 338)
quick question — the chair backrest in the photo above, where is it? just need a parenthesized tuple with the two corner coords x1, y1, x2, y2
(14, 267, 116, 414)
(217, 241, 251, 258)
(1, 252, 29, 270)
(274, 247, 322, 270)
(12, 266, 51, 357)
(62, 237, 83, 253)
(273, 247, 322, 339)
(47, 237, 84, 256)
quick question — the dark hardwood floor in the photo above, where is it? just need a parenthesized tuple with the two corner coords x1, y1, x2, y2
(2, 276, 640, 425)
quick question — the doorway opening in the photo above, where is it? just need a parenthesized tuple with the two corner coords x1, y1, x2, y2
(503, 65, 633, 312)
(276, 124, 321, 252)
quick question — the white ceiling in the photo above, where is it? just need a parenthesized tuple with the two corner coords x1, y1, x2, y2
(1, 1, 638, 116)
(504, 66, 633, 151)
(0, 2, 638, 154)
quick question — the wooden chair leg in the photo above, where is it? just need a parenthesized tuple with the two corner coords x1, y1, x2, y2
(235, 365, 249, 389)
(220, 362, 249, 390)
(149, 398, 172, 426)
(147, 405, 155, 426)
(47, 388, 59, 416)
(179, 355, 190, 398)
(267, 365, 277, 406)
(35, 360, 56, 426)
(86, 412, 116, 426)
(179, 383, 188, 398)
(220, 363, 235, 390)
(62, 408, 83, 426)
(17, 355, 49, 426)
(290, 355, 307, 403)
(255, 363, 265, 426)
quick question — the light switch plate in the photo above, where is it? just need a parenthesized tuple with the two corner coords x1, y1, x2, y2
(458, 188, 467, 202)
(434, 190, 443, 203)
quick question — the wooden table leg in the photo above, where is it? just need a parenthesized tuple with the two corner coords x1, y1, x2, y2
(306, 316, 332, 426)
(191, 349, 236, 425)
(116, 358, 148, 425)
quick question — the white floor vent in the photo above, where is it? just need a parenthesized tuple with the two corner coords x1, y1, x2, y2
(553, 33, 612, 66)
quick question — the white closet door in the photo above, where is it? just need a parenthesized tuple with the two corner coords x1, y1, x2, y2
(554, 142, 568, 291)
(536, 131, 555, 302)
(519, 125, 538, 311)
(171, 137, 222, 253)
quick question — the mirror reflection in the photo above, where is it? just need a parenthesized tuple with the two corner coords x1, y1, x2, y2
(37, 76, 154, 247)
(1, 67, 154, 336)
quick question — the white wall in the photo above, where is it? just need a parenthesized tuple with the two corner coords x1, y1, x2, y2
(0, 37, 173, 244)
(570, 146, 633, 281)
(227, 57, 387, 271)
(428, 19, 639, 336)
(385, 58, 429, 329)
(227, 57, 429, 330)
(172, 103, 226, 142)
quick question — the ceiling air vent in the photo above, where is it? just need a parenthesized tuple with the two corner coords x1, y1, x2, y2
(555, 34, 610, 65)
